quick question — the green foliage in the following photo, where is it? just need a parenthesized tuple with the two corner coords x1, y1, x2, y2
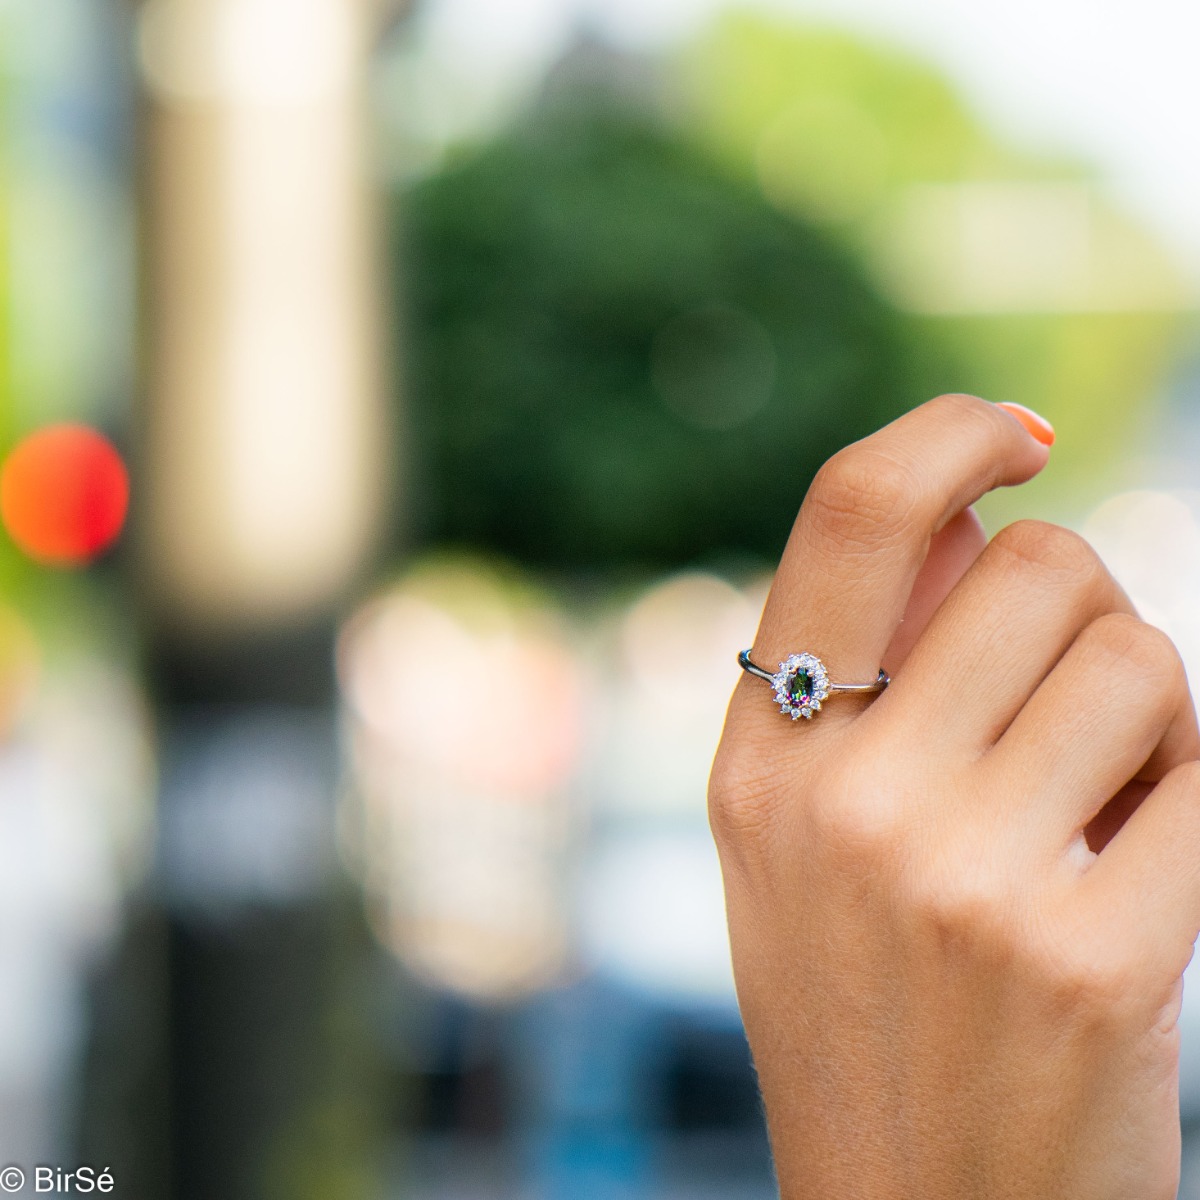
(675, 11, 1186, 524)
(394, 99, 954, 572)
(679, 14, 1042, 224)
(0, 73, 34, 600)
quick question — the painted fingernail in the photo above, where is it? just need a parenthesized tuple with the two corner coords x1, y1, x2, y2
(996, 402, 1055, 447)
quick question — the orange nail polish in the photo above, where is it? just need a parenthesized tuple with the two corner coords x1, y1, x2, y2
(996, 402, 1055, 447)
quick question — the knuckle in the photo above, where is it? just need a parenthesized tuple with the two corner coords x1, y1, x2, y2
(989, 519, 1102, 583)
(1082, 613, 1184, 688)
(812, 793, 907, 863)
(809, 758, 911, 865)
(924, 392, 1026, 451)
(1039, 942, 1140, 1021)
(904, 854, 1017, 957)
(707, 744, 782, 849)
(1027, 907, 1143, 1022)
(804, 448, 921, 550)
(926, 391, 997, 426)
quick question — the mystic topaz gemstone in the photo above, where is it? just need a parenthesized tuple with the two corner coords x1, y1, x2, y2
(786, 669, 814, 706)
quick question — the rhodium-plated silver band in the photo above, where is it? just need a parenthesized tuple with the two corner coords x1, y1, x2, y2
(737, 650, 889, 692)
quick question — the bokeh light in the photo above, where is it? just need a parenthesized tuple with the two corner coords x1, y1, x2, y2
(0, 425, 129, 566)
(338, 556, 585, 1000)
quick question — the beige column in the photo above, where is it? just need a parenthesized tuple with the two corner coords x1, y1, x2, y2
(136, 0, 400, 635)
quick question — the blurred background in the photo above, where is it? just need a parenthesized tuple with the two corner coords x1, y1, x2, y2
(4, 0, 1200, 1196)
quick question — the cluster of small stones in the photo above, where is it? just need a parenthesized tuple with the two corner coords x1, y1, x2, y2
(771, 653, 831, 720)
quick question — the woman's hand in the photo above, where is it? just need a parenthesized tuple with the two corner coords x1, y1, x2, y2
(709, 393, 1200, 1199)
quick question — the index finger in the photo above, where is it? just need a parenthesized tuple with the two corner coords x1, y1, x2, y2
(737, 394, 1052, 728)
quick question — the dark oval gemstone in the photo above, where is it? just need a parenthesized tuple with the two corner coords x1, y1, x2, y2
(786, 668, 814, 706)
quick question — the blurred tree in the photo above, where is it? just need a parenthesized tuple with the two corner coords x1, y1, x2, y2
(676, 14, 1188, 521)
(679, 18, 1024, 218)
(395, 95, 955, 572)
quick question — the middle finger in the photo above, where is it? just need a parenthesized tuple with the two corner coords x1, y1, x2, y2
(884, 518, 1135, 754)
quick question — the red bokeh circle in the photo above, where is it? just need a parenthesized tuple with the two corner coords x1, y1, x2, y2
(0, 425, 130, 566)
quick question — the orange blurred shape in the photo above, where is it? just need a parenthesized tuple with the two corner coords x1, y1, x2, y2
(0, 425, 130, 566)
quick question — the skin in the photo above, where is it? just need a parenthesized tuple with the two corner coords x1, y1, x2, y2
(709, 393, 1200, 1199)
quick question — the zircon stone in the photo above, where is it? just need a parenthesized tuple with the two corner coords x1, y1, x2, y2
(786, 669, 815, 707)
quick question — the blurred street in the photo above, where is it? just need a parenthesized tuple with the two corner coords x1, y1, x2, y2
(3, 1, 1200, 1197)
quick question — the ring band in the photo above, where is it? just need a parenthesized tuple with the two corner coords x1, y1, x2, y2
(738, 649, 889, 721)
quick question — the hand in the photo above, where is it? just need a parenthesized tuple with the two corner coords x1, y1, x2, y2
(709, 394, 1200, 1199)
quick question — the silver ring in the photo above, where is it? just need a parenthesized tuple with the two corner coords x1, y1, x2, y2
(738, 649, 889, 721)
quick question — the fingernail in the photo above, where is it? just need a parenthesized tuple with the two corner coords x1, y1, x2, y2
(996, 402, 1055, 447)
